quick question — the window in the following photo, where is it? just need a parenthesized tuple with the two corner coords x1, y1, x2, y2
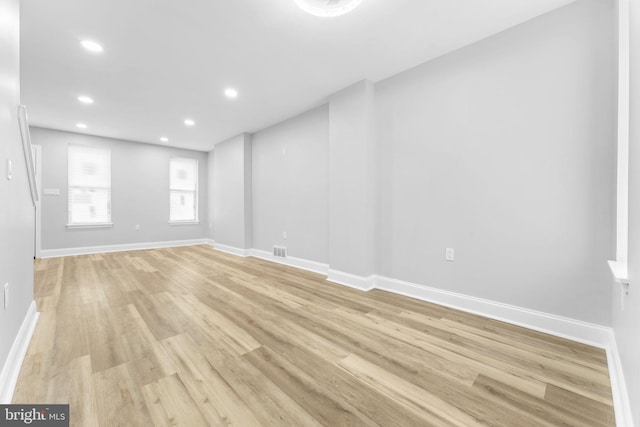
(68, 145, 112, 226)
(169, 157, 198, 223)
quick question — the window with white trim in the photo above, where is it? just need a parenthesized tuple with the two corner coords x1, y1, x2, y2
(169, 157, 198, 222)
(68, 145, 112, 226)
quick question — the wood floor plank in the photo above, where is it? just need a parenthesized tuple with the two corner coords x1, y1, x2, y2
(262, 343, 439, 427)
(544, 383, 616, 426)
(244, 345, 379, 427)
(47, 355, 99, 427)
(92, 361, 155, 427)
(128, 290, 190, 341)
(12, 352, 52, 403)
(85, 300, 130, 373)
(337, 352, 481, 426)
(160, 333, 263, 426)
(13, 246, 615, 426)
(173, 293, 261, 356)
(203, 347, 324, 427)
(141, 374, 210, 427)
(473, 374, 607, 427)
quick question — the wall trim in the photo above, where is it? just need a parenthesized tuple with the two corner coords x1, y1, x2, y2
(606, 332, 634, 427)
(39, 239, 208, 258)
(374, 275, 611, 348)
(249, 249, 329, 275)
(0, 301, 39, 404)
(212, 243, 249, 257)
(327, 269, 376, 291)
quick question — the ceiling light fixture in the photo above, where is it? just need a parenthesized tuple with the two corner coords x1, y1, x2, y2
(80, 40, 104, 53)
(160, 137, 169, 142)
(76, 123, 87, 129)
(224, 88, 238, 99)
(295, 0, 363, 17)
(77, 95, 94, 104)
(184, 119, 195, 126)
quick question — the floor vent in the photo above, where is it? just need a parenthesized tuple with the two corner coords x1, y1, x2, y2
(273, 246, 287, 258)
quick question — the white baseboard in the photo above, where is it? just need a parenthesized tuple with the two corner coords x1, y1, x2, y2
(605, 333, 634, 427)
(327, 269, 376, 291)
(39, 239, 208, 258)
(0, 301, 39, 404)
(249, 249, 329, 275)
(213, 243, 249, 257)
(374, 275, 611, 348)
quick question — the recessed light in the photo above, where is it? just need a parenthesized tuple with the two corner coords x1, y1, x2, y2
(81, 40, 103, 53)
(295, 0, 363, 17)
(160, 137, 169, 142)
(76, 123, 87, 129)
(184, 119, 195, 126)
(224, 88, 238, 99)
(77, 95, 94, 104)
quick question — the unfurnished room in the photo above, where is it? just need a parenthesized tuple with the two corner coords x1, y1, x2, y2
(1, 0, 639, 426)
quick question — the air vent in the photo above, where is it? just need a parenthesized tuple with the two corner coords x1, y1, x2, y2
(273, 246, 287, 258)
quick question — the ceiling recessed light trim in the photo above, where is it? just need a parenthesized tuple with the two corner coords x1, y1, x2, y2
(76, 123, 87, 129)
(295, 0, 363, 17)
(77, 95, 94, 104)
(184, 119, 195, 126)
(224, 88, 238, 99)
(160, 137, 169, 142)
(80, 39, 104, 53)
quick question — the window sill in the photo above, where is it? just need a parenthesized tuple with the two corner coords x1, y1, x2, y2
(607, 260, 629, 284)
(169, 221, 200, 226)
(66, 223, 114, 230)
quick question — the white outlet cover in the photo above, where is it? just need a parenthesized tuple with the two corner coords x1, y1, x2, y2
(445, 248, 455, 261)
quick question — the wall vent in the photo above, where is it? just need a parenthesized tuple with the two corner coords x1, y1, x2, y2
(273, 246, 287, 258)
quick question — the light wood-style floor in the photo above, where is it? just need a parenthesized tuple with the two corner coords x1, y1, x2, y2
(14, 245, 615, 426)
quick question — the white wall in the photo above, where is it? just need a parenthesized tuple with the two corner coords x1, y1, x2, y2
(0, 0, 35, 388)
(212, 134, 252, 250)
(613, 0, 640, 424)
(252, 105, 329, 263)
(31, 127, 208, 251)
(375, 0, 615, 324)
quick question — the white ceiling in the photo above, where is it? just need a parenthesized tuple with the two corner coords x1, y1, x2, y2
(20, 0, 576, 152)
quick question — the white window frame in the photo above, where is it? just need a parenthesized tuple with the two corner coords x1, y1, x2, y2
(67, 144, 113, 228)
(169, 157, 199, 224)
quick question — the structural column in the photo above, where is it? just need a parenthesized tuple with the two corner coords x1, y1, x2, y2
(327, 80, 376, 289)
(212, 133, 252, 254)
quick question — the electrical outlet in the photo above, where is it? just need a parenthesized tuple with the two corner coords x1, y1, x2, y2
(135, 224, 140, 231)
(6, 159, 12, 180)
(4, 283, 8, 310)
(283, 231, 287, 240)
(445, 248, 455, 262)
